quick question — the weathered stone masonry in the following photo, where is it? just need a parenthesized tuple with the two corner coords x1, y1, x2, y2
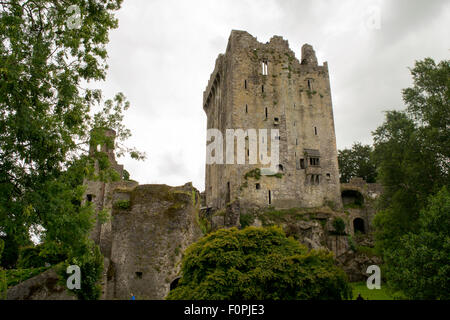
(203, 30, 342, 211)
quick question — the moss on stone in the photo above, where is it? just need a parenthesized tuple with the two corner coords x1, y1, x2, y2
(244, 168, 261, 180)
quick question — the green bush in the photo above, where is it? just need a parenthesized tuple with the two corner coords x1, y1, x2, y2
(17, 244, 67, 269)
(58, 243, 104, 300)
(332, 218, 346, 235)
(239, 213, 255, 228)
(166, 226, 351, 300)
(0, 239, 4, 261)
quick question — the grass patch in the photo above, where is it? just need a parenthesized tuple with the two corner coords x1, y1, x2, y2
(350, 282, 393, 300)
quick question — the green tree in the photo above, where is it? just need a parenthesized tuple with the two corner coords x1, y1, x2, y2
(384, 187, 450, 299)
(338, 142, 377, 183)
(373, 58, 449, 255)
(0, 1, 144, 298)
(166, 226, 351, 300)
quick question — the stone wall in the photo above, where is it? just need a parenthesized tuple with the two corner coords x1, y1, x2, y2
(103, 183, 203, 299)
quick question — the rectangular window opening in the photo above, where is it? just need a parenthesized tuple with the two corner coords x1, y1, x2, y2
(244, 80, 247, 89)
(314, 126, 318, 135)
(309, 157, 320, 166)
(268, 190, 272, 205)
(245, 104, 248, 113)
(256, 183, 261, 190)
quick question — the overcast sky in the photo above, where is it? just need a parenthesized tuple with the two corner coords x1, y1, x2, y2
(92, 0, 450, 191)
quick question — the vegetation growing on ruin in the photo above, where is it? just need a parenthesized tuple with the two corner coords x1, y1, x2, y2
(239, 213, 255, 228)
(166, 226, 351, 300)
(244, 168, 262, 180)
(114, 200, 131, 210)
(331, 218, 346, 235)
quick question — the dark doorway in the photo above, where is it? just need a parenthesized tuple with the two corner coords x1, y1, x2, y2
(353, 218, 365, 234)
(170, 277, 181, 291)
(341, 190, 364, 207)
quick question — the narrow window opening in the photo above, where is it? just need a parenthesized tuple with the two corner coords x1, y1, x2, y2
(278, 164, 284, 172)
(326, 173, 331, 179)
(262, 61, 268, 75)
(265, 107, 268, 119)
(244, 80, 247, 89)
(262, 85, 264, 93)
(135, 272, 143, 279)
(86, 194, 93, 202)
(268, 190, 272, 205)
(255, 183, 261, 190)
(314, 126, 318, 135)
(300, 159, 305, 169)
(307, 79, 312, 91)
(245, 104, 248, 113)
(295, 138, 298, 145)
(315, 175, 320, 185)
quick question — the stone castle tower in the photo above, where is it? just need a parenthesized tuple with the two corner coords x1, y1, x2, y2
(203, 30, 342, 211)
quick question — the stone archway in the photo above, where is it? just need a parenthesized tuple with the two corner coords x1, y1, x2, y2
(353, 218, 365, 234)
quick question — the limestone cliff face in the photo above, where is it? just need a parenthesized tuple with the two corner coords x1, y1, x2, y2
(103, 183, 203, 300)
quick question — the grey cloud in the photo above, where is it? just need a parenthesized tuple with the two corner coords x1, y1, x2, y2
(93, 0, 449, 191)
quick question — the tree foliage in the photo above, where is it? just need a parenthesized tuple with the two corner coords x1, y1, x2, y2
(372, 58, 449, 298)
(0, 0, 144, 298)
(338, 142, 377, 183)
(166, 226, 351, 300)
(383, 187, 450, 299)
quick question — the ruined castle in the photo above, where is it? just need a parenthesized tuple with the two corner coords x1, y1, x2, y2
(7, 31, 382, 300)
(204, 30, 342, 211)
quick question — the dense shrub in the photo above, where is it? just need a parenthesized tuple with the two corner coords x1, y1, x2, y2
(166, 226, 351, 300)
